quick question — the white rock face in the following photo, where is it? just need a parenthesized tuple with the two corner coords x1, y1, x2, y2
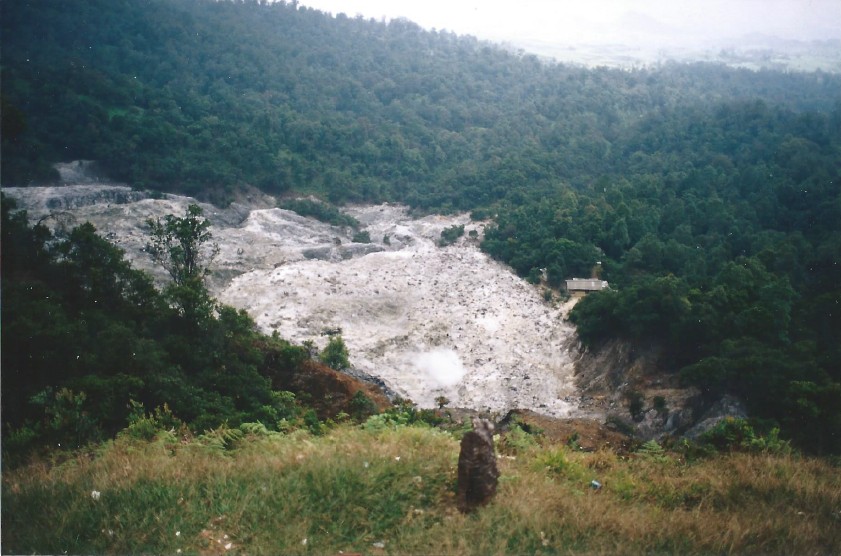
(4, 186, 582, 416)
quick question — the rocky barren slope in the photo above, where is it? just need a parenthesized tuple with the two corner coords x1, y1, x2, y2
(5, 181, 586, 417)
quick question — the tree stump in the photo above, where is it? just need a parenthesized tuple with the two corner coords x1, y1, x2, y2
(457, 417, 499, 513)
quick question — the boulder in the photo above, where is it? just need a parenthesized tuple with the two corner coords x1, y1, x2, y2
(684, 395, 748, 439)
(457, 417, 499, 512)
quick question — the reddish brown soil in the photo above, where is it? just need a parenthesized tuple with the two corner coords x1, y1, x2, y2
(269, 359, 392, 419)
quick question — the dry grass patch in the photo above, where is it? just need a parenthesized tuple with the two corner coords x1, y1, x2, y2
(3, 424, 840, 555)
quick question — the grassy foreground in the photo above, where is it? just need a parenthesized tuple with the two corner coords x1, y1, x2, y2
(3, 423, 840, 555)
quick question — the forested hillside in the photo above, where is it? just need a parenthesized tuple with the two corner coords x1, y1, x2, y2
(2, 0, 838, 202)
(2, 0, 840, 453)
(0, 197, 392, 463)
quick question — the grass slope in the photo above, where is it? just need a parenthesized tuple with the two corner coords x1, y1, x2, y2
(4, 423, 840, 555)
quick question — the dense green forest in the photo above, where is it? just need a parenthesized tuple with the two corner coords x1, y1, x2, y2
(2, 0, 839, 202)
(2, 0, 840, 453)
(0, 198, 386, 463)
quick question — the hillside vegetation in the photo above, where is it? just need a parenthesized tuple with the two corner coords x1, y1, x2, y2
(2, 0, 838, 203)
(1, 197, 389, 465)
(1, 0, 839, 454)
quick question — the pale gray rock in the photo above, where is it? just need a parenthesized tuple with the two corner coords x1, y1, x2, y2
(684, 395, 748, 439)
(4, 184, 585, 417)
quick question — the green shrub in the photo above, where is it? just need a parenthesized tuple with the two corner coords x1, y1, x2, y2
(470, 208, 492, 220)
(637, 440, 670, 463)
(438, 224, 465, 246)
(498, 424, 538, 455)
(414, 409, 445, 426)
(349, 391, 378, 421)
(304, 409, 325, 435)
(653, 396, 668, 416)
(320, 335, 351, 371)
(2, 424, 40, 465)
(698, 418, 791, 454)
(352, 230, 371, 243)
(239, 421, 278, 438)
(279, 198, 359, 228)
(538, 447, 570, 474)
(363, 412, 405, 432)
(123, 401, 161, 441)
(362, 400, 424, 431)
(197, 423, 245, 452)
(28, 387, 102, 450)
(123, 401, 185, 441)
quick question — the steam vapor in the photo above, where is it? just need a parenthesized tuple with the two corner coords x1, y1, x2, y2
(415, 348, 466, 387)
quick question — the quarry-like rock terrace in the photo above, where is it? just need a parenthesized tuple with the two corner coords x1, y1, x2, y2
(5, 183, 583, 416)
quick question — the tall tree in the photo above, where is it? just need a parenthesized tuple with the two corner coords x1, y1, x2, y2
(146, 204, 219, 324)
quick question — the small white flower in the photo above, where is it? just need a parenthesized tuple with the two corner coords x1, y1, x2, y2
(91, 490, 101, 501)
(175, 531, 181, 537)
(372, 541, 386, 549)
(224, 542, 233, 550)
(394, 456, 401, 461)
(363, 461, 369, 468)
(301, 538, 308, 546)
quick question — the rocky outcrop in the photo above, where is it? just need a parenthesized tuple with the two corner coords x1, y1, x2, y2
(457, 417, 499, 513)
(3, 161, 149, 216)
(683, 395, 748, 439)
(571, 338, 702, 441)
(301, 243, 385, 261)
(3, 185, 149, 219)
(340, 366, 402, 402)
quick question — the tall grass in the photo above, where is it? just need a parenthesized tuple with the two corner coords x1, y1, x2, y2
(4, 424, 840, 555)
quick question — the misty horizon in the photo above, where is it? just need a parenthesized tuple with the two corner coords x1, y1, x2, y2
(296, 0, 840, 71)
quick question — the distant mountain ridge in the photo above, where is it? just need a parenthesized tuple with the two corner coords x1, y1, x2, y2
(2, 0, 839, 204)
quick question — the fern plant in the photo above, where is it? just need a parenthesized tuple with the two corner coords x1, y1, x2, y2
(198, 423, 245, 452)
(637, 440, 670, 463)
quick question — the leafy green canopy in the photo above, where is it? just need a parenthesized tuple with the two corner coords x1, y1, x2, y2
(1, 197, 310, 459)
(2, 0, 840, 453)
(512, 103, 841, 454)
(146, 204, 220, 324)
(2, 0, 839, 208)
(146, 204, 219, 285)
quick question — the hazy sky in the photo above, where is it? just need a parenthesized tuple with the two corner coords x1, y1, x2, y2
(297, 0, 841, 47)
